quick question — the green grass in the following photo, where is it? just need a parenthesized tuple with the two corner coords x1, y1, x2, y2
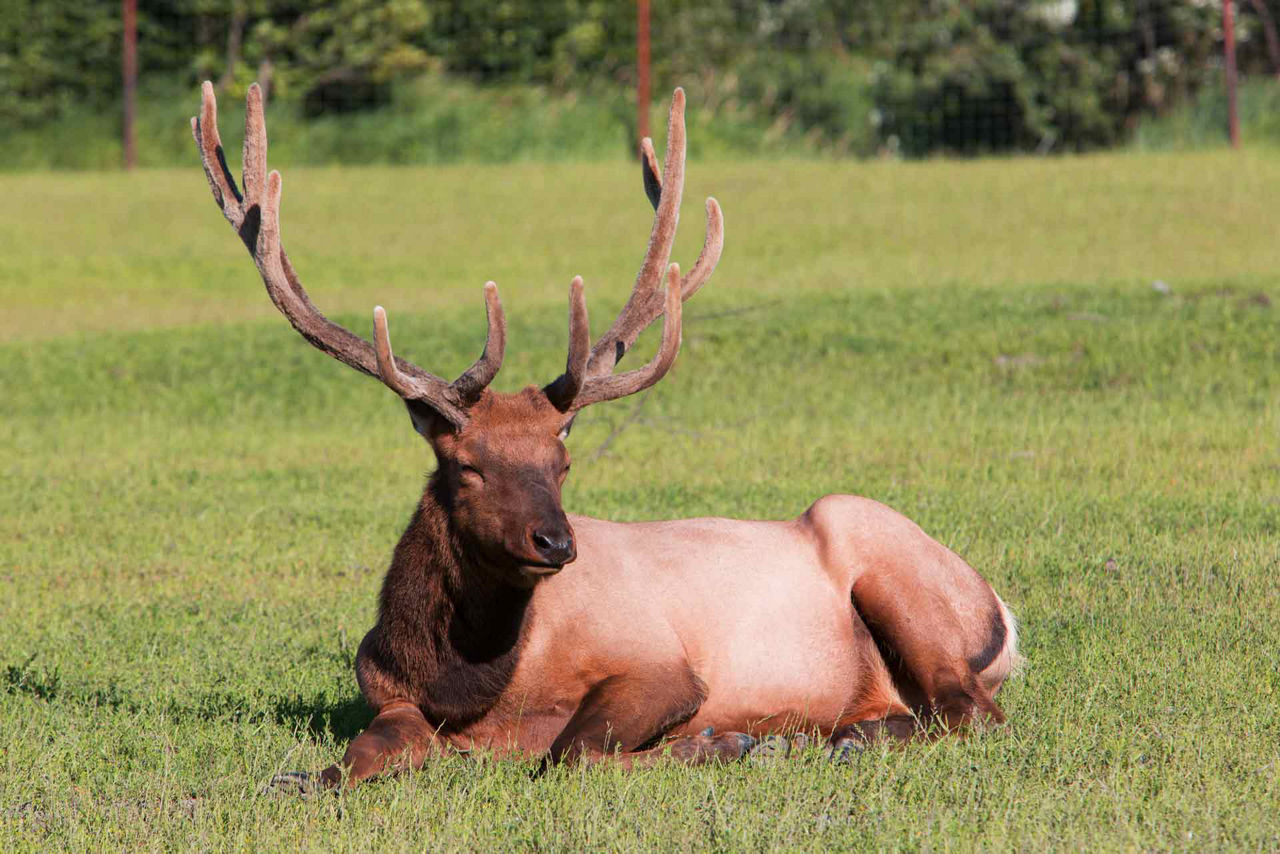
(2, 150, 1279, 850)
(1135, 76, 1280, 152)
(0, 78, 632, 171)
(0, 75, 859, 172)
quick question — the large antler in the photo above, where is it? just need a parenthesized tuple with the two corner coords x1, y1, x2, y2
(191, 81, 503, 429)
(544, 88, 724, 412)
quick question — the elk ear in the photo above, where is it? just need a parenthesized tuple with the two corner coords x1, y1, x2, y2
(558, 414, 577, 441)
(404, 399, 455, 440)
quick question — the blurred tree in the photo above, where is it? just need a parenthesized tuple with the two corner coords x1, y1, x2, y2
(0, 0, 1250, 157)
(0, 0, 119, 126)
(426, 0, 624, 82)
(249, 0, 435, 113)
(870, 0, 1220, 155)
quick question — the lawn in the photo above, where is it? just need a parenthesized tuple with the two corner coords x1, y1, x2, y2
(1, 149, 1278, 850)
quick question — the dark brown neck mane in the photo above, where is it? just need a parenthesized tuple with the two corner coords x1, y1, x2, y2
(371, 474, 532, 728)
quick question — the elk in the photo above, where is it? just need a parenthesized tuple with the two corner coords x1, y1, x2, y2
(192, 83, 1020, 788)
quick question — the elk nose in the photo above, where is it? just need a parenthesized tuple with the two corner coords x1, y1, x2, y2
(531, 529, 576, 566)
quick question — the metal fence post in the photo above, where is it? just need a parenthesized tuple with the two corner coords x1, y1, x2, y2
(122, 0, 138, 170)
(637, 0, 651, 144)
(1224, 0, 1241, 148)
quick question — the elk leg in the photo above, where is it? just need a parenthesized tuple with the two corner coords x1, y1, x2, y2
(827, 714, 920, 762)
(808, 496, 1017, 733)
(822, 607, 923, 762)
(624, 731, 758, 768)
(317, 700, 442, 788)
(851, 565, 1011, 733)
(548, 669, 755, 768)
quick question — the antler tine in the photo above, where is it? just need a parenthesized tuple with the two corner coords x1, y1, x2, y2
(451, 282, 507, 403)
(544, 276, 592, 410)
(372, 306, 426, 397)
(242, 83, 269, 209)
(640, 137, 663, 210)
(542, 90, 722, 413)
(637, 140, 724, 303)
(193, 81, 503, 430)
(677, 197, 724, 301)
(192, 81, 243, 226)
(571, 264, 683, 410)
(574, 89, 724, 403)
(584, 88, 687, 379)
(373, 306, 468, 426)
(637, 135, 725, 308)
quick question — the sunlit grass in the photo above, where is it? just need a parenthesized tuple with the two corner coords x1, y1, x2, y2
(2, 151, 1278, 850)
(6, 149, 1280, 341)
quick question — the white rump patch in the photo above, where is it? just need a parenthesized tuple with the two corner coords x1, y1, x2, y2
(997, 595, 1026, 678)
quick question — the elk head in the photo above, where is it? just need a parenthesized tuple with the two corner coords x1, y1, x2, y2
(192, 83, 723, 586)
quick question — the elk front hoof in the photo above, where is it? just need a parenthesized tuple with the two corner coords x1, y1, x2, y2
(704, 732, 756, 761)
(749, 735, 790, 763)
(722, 732, 756, 758)
(827, 736, 866, 764)
(749, 732, 812, 763)
(265, 770, 324, 797)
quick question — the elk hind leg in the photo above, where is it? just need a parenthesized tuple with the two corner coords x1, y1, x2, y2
(810, 495, 1019, 733)
(853, 569, 1015, 733)
(827, 606, 921, 761)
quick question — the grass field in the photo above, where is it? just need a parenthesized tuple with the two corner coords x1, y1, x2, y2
(2, 149, 1278, 850)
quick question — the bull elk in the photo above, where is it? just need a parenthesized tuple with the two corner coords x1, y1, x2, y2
(192, 83, 1020, 788)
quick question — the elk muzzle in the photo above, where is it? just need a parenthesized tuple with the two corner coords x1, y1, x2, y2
(528, 522, 576, 570)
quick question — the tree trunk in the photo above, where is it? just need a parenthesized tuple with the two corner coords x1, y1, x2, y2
(1247, 0, 1280, 79)
(219, 4, 246, 92)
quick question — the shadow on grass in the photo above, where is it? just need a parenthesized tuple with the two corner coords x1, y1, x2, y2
(5, 655, 374, 744)
(272, 693, 373, 743)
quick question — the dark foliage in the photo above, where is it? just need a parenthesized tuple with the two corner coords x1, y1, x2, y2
(0, 0, 1268, 156)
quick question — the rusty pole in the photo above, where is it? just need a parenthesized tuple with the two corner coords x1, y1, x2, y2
(637, 0, 651, 143)
(1224, 0, 1241, 148)
(122, 0, 138, 170)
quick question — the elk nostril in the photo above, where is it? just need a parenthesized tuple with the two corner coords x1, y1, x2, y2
(531, 530, 573, 561)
